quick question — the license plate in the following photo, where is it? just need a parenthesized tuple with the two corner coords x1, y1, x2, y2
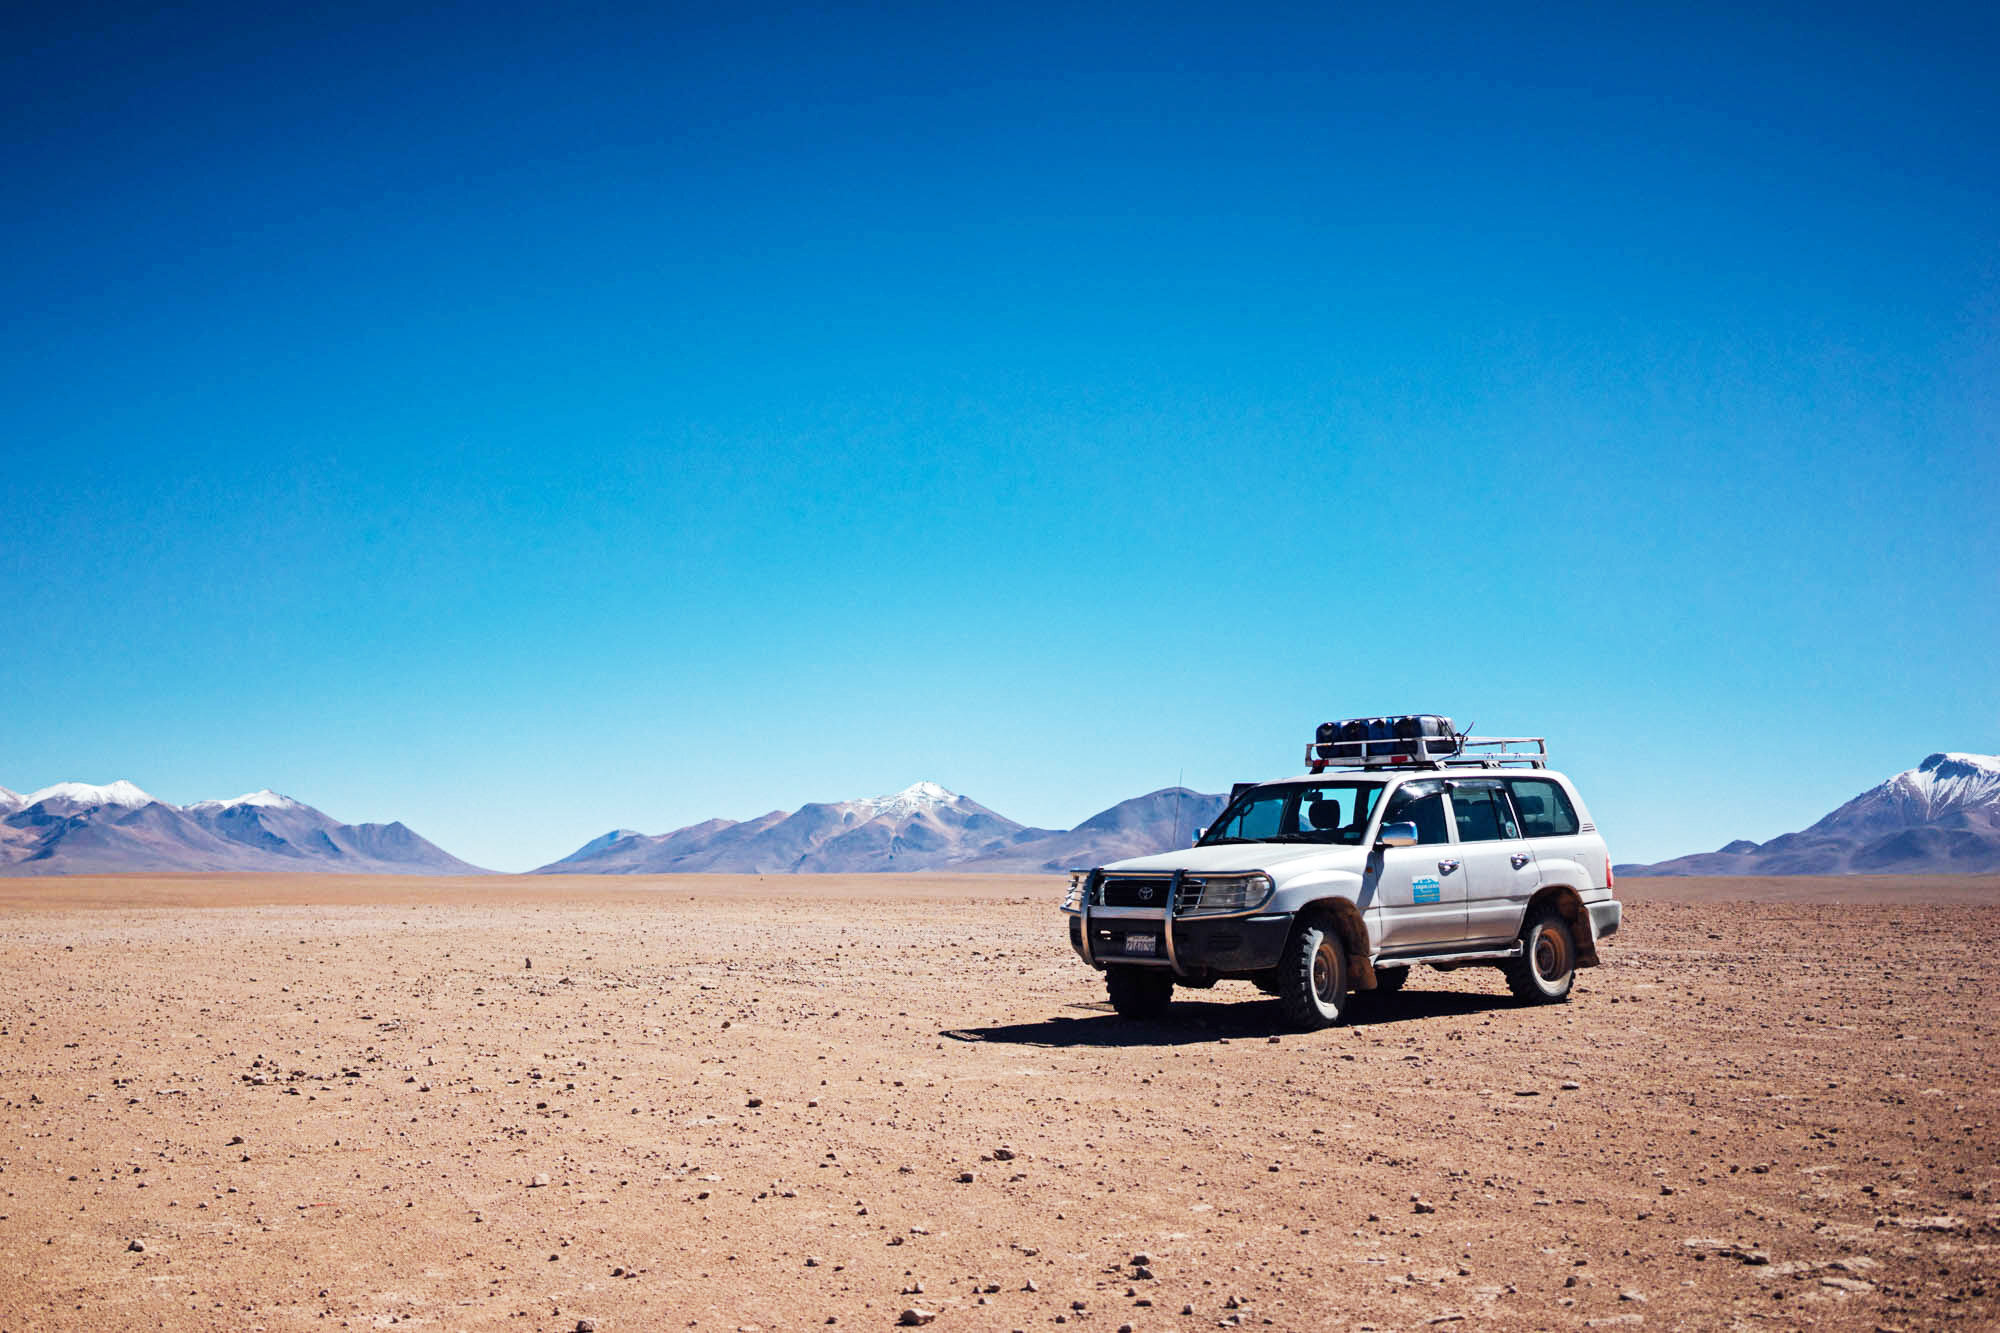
(1123, 935, 1158, 956)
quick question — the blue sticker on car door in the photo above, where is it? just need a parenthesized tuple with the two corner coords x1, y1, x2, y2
(1412, 876, 1441, 905)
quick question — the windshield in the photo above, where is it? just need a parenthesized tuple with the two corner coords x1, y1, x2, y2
(1199, 782, 1384, 845)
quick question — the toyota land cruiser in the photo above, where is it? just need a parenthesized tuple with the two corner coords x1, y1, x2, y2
(1060, 718, 1621, 1029)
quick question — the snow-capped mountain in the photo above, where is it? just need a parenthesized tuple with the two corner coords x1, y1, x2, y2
(1623, 752, 2000, 876)
(535, 781, 1228, 875)
(0, 780, 486, 876)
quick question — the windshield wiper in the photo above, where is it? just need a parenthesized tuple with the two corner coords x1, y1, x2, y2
(1199, 835, 1256, 845)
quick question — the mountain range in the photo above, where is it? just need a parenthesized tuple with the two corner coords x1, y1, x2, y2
(0, 782, 486, 875)
(1619, 752, 2000, 876)
(533, 781, 1228, 875)
(9, 752, 1996, 878)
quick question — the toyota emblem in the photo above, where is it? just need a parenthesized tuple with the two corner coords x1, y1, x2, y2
(1138, 885, 1155, 902)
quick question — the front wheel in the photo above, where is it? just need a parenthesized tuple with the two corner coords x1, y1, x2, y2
(1505, 907, 1576, 1003)
(1106, 966, 1175, 1019)
(1277, 914, 1350, 1030)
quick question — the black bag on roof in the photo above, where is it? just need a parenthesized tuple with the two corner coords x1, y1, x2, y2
(1392, 713, 1458, 757)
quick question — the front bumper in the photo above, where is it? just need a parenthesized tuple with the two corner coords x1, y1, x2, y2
(1068, 911, 1292, 976)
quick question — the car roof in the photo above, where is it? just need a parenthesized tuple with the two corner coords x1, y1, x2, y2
(1254, 768, 1573, 787)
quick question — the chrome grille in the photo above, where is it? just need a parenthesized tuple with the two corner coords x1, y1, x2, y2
(1098, 876, 1171, 908)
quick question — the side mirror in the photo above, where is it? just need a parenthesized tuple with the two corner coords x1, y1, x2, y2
(1192, 827, 1206, 846)
(1376, 821, 1419, 848)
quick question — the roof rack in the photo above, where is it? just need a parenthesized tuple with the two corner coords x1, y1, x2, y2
(1305, 736, 1547, 774)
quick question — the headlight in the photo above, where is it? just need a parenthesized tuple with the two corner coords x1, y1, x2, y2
(1061, 871, 1091, 912)
(1182, 872, 1273, 915)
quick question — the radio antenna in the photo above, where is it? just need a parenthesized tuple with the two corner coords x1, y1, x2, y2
(1174, 770, 1184, 847)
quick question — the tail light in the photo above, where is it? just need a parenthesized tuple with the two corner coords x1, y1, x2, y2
(1606, 856, 1615, 893)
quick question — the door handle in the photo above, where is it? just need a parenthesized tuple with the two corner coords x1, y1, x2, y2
(1510, 853, 1532, 869)
(1437, 859, 1461, 874)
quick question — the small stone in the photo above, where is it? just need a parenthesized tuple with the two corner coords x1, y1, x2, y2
(1134, 1265, 1155, 1280)
(530, 1174, 550, 1188)
(576, 1321, 596, 1333)
(1412, 1200, 1436, 1214)
(127, 1240, 145, 1253)
(1618, 1289, 1647, 1303)
(897, 1310, 935, 1327)
(804, 1256, 820, 1267)
(1131, 1252, 1152, 1266)
(1182, 1305, 1195, 1316)
(1024, 1279, 1039, 1292)
(957, 1171, 975, 1183)
(993, 1147, 1016, 1161)
(1561, 1080, 1581, 1090)
(746, 1097, 763, 1108)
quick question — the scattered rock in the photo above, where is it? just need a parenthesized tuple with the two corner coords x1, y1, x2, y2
(897, 1310, 935, 1327)
(530, 1174, 550, 1188)
(127, 1240, 145, 1253)
(1681, 1237, 1768, 1264)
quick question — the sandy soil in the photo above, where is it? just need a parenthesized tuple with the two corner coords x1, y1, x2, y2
(1, 874, 1995, 1332)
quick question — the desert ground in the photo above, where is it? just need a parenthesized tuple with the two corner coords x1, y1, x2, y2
(1, 874, 1995, 1332)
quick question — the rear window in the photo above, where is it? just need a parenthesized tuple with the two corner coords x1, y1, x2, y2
(1506, 778, 1580, 838)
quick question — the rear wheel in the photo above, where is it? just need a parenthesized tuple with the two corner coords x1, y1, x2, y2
(1277, 914, 1349, 1030)
(1106, 967, 1175, 1019)
(1505, 907, 1576, 1003)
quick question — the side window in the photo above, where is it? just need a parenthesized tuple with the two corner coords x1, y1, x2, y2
(1508, 779, 1580, 838)
(1384, 781, 1451, 845)
(1450, 783, 1519, 842)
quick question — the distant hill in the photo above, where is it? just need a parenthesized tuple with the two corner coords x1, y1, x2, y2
(1620, 753, 2000, 876)
(951, 787, 1228, 871)
(535, 781, 1227, 874)
(0, 781, 487, 875)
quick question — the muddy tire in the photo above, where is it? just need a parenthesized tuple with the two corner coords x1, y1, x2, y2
(1277, 913, 1349, 1030)
(1106, 966, 1175, 1020)
(1505, 907, 1576, 1003)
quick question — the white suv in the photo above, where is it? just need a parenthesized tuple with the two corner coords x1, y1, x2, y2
(1061, 723, 1621, 1029)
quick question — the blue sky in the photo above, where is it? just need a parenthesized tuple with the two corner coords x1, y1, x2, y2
(3, 1, 1994, 871)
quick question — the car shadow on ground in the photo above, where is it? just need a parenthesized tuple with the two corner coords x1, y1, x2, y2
(941, 988, 1526, 1047)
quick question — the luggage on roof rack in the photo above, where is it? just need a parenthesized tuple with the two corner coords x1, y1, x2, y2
(1305, 716, 1549, 772)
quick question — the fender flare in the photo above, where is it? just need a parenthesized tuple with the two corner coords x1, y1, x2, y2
(1526, 883, 1600, 968)
(1295, 896, 1379, 990)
